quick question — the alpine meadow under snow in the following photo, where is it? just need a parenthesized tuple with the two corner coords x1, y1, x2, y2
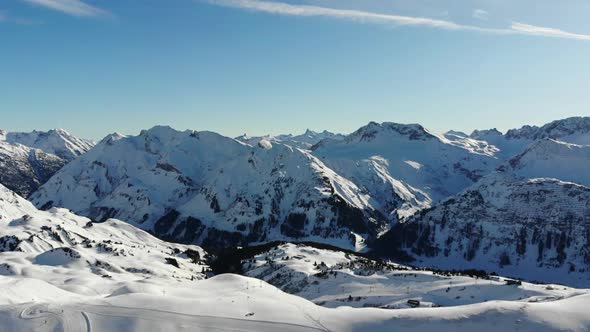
(0, 117, 589, 331)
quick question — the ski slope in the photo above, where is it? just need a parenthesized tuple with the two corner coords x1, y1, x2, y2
(1, 273, 590, 332)
(0, 185, 589, 331)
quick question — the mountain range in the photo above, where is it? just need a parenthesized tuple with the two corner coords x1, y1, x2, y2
(1, 116, 589, 286)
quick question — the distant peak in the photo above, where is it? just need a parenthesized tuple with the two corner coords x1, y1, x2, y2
(349, 121, 435, 142)
(144, 125, 176, 132)
(99, 132, 126, 145)
(50, 128, 71, 136)
(506, 116, 590, 140)
(445, 130, 469, 138)
(470, 128, 503, 139)
(139, 125, 180, 138)
(304, 128, 317, 136)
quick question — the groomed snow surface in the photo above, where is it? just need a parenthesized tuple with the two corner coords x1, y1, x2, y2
(0, 185, 589, 331)
(2, 229, 590, 332)
(2, 273, 590, 332)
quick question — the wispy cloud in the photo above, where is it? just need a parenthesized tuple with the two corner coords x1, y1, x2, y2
(207, 0, 590, 41)
(511, 22, 590, 41)
(22, 0, 107, 17)
(209, 0, 467, 30)
(472, 9, 488, 21)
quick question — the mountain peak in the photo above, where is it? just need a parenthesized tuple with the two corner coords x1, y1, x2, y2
(303, 128, 317, 136)
(48, 128, 72, 136)
(2, 128, 94, 161)
(348, 122, 436, 142)
(470, 128, 503, 139)
(99, 132, 127, 145)
(505, 116, 590, 141)
(140, 125, 179, 137)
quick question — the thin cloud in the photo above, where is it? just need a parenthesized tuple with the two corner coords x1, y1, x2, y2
(22, 0, 107, 17)
(207, 0, 590, 41)
(209, 0, 467, 30)
(511, 22, 590, 41)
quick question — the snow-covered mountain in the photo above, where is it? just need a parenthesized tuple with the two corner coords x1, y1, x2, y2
(1, 128, 95, 161)
(236, 129, 345, 150)
(19, 117, 590, 286)
(374, 139, 590, 287)
(468, 116, 590, 159)
(31, 126, 384, 251)
(1, 118, 590, 330)
(311, 122, 500, 220)
(505, 116, 590, 144)
(0, 183, 208, 285)
(500, 139, 590, 185)
(0, 141, 66, 197)
(0, 129, 94, 197)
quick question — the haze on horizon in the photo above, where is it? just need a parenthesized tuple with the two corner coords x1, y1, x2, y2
(1, 0, 589, 140)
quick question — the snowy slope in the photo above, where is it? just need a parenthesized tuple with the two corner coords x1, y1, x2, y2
(243, 243, 586, 309)
(468, 128, 531, 159)
(2, 272, 589, 332)
(31, 126, 384, 251)
(0, 229, 588, 332)
(1, 128, 95, 161)
(375, 139, 590, 287)
(443, 131, 500, 157)
(0, 184, 208, 289)
(312, 122, 500, 221)
(236, 129, 346, 150)
(0, 141, 65, 197)
(468, 117, 590, 159)
(500, 139, 590, 186)
(505, 116, 590, 144)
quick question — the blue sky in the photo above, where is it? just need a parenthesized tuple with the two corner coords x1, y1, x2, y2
(1, 0, 590, 140)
